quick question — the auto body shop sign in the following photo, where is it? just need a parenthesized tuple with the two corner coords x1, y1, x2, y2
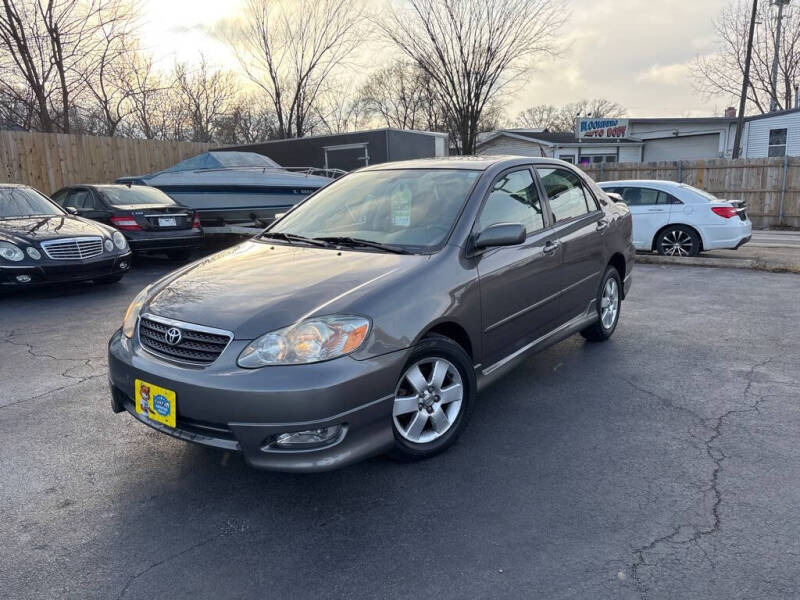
(578, 118, 629, 139)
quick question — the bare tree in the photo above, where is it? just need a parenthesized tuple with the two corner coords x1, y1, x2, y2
(359, 62, 431, 130)
(229, 0, 368, 139)
(314, 84, 370, 135)
(0, 0, 123, 133)
(215, 96, 278, 144)
(693, 0, 800, 114)
(80, 0, 138, 136)
(174, 55, 237, 143)
(514, 99, 625, 132)
(514, 104, 558, 129)
(379, 0, 565, 154)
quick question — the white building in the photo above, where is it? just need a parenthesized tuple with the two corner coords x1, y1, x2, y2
(476, 108, 800, 163)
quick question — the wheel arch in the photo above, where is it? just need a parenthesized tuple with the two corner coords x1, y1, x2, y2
(607, 253, 627, 299)
(651, 222, 705, 251)
(417, 320, 474, 362)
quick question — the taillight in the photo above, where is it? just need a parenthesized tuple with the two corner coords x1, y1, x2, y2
(191, 212, 202, 230)
(110, 216, 141, 231)
(711, 206, 738, 219)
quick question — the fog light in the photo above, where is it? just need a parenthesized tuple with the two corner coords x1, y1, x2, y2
(16, 274, 32, 283)
(119, 261, 129, 270)
(273, 425, 343, 449)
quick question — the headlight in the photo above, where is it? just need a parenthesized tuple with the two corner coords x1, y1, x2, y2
(113, 231, 127, 250)
(104, 239, 114, 252)
(26, 246, 41, 260)
(238, 315, 370, 367)
(0, 241, 24, 262)
(122, 285, 151, 338)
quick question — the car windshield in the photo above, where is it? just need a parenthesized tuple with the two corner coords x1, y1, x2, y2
(0, 187, 64, 218)
(99, 186, 175, 206)
(268, 169, 480, 251)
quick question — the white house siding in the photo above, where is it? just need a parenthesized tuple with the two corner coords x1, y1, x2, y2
(619, 145, 642, 162)
(642, 134, 721, 162)
(628, 120, 733, 158)
(477, 137, 551, 157)
(743, 112, 800, 158)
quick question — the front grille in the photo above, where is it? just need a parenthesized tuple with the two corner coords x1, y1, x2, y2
(41, 237, 103, 260)
(139, 315, 232, 364)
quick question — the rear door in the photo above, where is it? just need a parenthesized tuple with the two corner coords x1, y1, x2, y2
(617, 186, 671, 249)
(476, 167, 563, 367)
(535, 166, 605, 322)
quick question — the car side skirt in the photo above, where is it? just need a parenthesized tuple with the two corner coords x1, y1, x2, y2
(477, 300, 599, 392)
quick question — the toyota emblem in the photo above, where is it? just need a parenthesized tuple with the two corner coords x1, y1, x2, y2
(164, 327, 182, 346)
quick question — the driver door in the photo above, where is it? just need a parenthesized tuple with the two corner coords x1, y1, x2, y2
(476, 167, 563, 368)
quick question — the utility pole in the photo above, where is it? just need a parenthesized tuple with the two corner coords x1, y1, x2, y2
(770, 0, 791, 112)
(733, 0, 759, 159)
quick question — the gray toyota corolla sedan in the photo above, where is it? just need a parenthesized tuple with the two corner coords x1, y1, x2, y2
(108, 156, 634, 471)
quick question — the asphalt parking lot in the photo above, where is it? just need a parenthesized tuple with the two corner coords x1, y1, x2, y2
(2, 259, 799, 600)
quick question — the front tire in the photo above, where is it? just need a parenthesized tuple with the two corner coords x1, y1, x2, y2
(580, 266, 621, 342)
(389, 334, 476, 461)
(655, 225, 700, 257)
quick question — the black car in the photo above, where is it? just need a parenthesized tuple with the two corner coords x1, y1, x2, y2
(51, 184, 204, 260)
(0, 184, 132, 288)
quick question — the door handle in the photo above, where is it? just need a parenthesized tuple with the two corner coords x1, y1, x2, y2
(646, 208, 665, 212)
(596, 220, 609, 232)
(543, 240, 559, 255)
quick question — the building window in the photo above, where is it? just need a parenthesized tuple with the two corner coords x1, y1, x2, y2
(558, 154, 574, 163)
(768, 128, 787, 157)
(585, 154, 617, 164)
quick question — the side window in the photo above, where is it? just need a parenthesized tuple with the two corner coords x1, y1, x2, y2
(769, 128, 787, 157)
(50, 190, 67, 206)
(478, 168, 545, 235)
(536, 167, 593, 222)
(65, 189, 94, 210)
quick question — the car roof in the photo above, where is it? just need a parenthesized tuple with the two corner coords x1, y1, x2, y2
(0, 183, 28, 189)
(361, 155, 570, 172)
(598, 179, 684, 188)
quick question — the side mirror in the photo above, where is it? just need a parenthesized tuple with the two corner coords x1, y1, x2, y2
(65, 206, 78, 215)
(474, 223, 526, 250)
(606, 192, 625, 204)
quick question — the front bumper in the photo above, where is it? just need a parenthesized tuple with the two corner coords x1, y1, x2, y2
(108, 329, 407, 471)
(0, 251, 132, 287)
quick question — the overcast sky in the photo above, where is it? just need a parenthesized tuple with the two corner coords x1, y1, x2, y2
(138, 0, 735, 120)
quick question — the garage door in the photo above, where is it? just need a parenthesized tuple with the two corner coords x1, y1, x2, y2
(643, 134, 721, 162)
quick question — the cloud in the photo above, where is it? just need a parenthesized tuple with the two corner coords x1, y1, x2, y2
(637, 62, 692, 86)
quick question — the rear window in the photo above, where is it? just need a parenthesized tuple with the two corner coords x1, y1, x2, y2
(99, 186, 175, 206)
(680, 184, 716, 202)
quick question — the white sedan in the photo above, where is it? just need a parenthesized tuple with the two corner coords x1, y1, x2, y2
(598, 180, 752, 257)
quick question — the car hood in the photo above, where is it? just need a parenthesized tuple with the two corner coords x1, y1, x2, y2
(145, 240, 427, 338)
(0, 215, 110, 243)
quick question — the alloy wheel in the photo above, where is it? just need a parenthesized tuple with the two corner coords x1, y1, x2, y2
(661, 229, 694, 256)
(393, 357, 463, 444)
(600, 277, 619, 330)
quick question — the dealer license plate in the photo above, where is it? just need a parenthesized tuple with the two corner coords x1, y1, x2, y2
(135, 379, 176, 428)
(158, 217, 177, 227)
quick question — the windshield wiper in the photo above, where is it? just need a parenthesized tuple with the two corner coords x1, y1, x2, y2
(314, 236, 411, 254)
(259, 231, 330, 247)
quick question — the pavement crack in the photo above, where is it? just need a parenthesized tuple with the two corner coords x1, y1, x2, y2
(627, 358, 773, 599)
(116, 535, 222, 599)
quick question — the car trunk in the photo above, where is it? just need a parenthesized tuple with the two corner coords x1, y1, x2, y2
(713, 199, 749, 221)
(114, 204, 194, 231)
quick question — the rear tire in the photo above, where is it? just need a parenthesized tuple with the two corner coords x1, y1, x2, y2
(580, 266, 621, 342)
(389, 334, 476, 461)
(655, 225, 700, 257)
